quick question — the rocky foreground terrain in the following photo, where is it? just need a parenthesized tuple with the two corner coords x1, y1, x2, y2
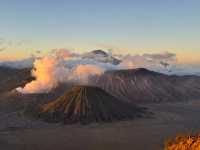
(1, 67, 200, 150)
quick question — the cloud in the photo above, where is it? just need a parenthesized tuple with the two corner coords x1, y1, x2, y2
(1, 48, 197, 94)
(0, 38, 5, 45)
(16, 55, 70, 93)
(16, 40, 32, 46)
(70, 64, 104, 84)
(16, 49, 107, 94)
(82, 50, 121, 65)
(16, 50, 179, 94)
(0, 49, 179, 72)
(0, 57, 35, 69)
(118, 52, 177, 73)
(0, 47, 6, 52)
(51, 48, 80, 58)
(168, 64, 200, 76)
(35, 50, 41, 54)
(143, 52, 176, 62)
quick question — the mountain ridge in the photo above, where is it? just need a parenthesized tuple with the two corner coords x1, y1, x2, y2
(91, 68, 200, 103)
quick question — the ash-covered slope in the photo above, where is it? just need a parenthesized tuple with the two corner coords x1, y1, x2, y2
(91, 68, 200, 103)
(0, 67, 33, 93)
(39, 86, 143, 124)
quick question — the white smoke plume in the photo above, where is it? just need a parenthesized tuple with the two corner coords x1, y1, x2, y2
(16, 49, 106, 94)
(70, 64, 104, 83)
(16, 55, 69, 93)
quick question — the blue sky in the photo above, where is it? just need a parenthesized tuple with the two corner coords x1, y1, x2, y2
(0, 0, 200, 63)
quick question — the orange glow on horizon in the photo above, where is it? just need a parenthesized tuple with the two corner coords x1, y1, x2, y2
(0, 48, 200, 65)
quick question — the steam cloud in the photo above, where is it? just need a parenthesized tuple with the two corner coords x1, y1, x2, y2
(16, 55, 69, 94)
(16, 49, 105, 94)
(15, 49, 179, 94)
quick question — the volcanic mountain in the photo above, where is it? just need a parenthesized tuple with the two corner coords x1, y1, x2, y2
(38, 85, 143, 124)
(82, 49, 121, 65)
(91, 68, 200, 103)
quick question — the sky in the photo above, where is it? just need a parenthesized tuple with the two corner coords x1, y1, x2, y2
(0, 0, 200, 64)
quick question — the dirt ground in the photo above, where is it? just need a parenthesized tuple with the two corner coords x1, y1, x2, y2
(1, 100, 200, 150)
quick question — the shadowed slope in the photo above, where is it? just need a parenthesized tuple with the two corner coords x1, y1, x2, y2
(91, 68, 200, 103)
(39, 86, 144, 124)
(0, 67, 33, 93)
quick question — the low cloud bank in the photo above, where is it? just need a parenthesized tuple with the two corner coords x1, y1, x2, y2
(119, 52, 176, 69)
(0, 57, 35, 69)
(1, 48, 197, 94)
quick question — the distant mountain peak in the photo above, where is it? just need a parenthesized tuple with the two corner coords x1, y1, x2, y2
(82, 49, 121, 65)
(91, 50, 108, 56)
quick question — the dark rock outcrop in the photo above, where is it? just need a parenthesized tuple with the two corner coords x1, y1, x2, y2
(0, 67, 33, 93)
(82, 49, 121, 65)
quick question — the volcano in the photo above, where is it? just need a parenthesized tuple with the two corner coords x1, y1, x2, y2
(38, 85, 143, 124)
(82, 49, 121, 65)
(91, 68, 200, 103)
